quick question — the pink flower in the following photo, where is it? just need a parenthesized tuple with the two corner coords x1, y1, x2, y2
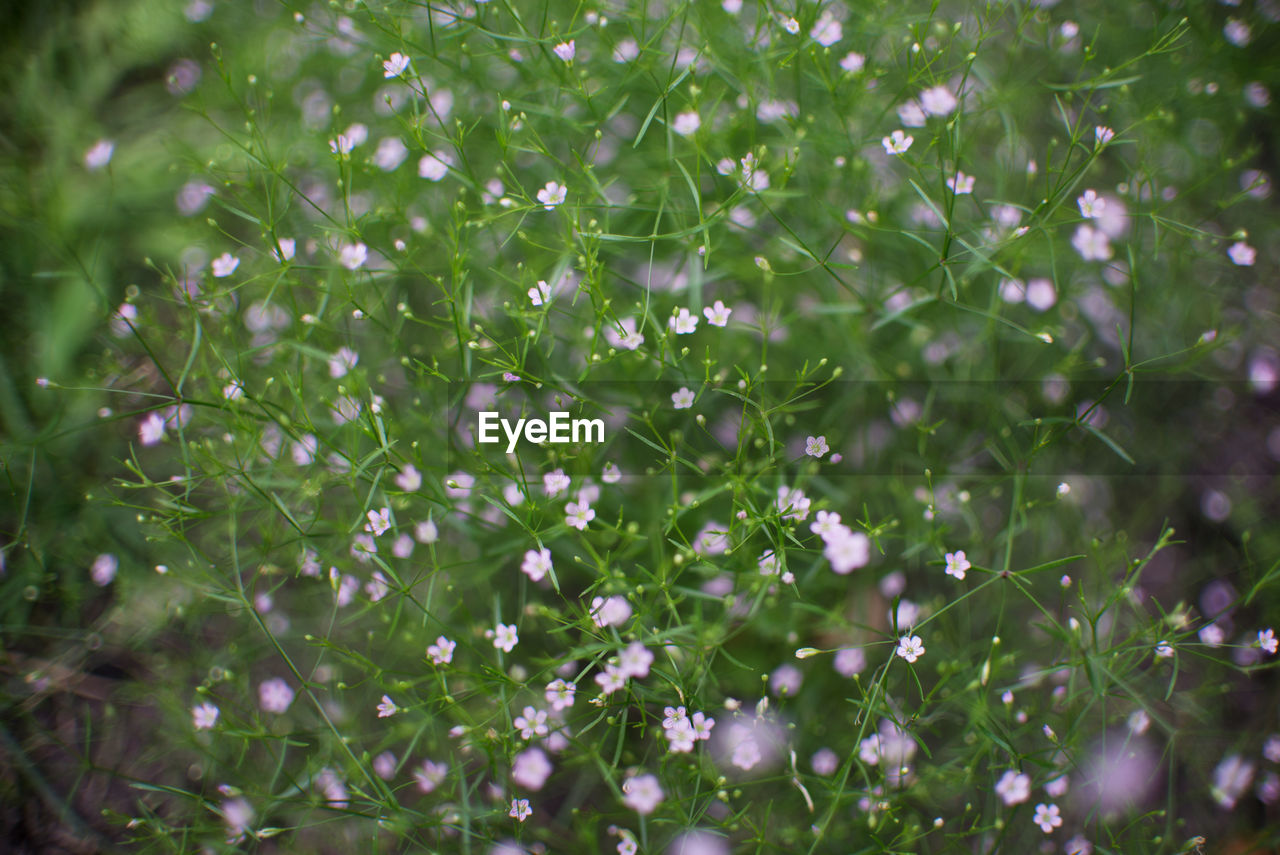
(414, 759, 448, 793)
(192, 702, 220, 730)
(553, 40, 576, 62)
(258, 678, 294, 713)
(512, 747, 553, 790)
(621, 773, 664, 814)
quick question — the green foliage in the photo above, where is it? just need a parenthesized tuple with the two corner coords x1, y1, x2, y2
(2, 1, 1279, 853)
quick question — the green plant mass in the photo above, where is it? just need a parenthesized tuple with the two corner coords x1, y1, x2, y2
(2, 1, 1279, 853)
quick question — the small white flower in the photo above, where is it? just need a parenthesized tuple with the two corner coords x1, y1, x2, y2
(1228, 241, 1256, 266)
(1224, 18, 1252, 47)
(258, 678, 294, 713)
(810, 11, 842, 46)
(919, 85, 957, 116)
(590, 595, 632, 628)
(672, 387, 695, 409)
(529, 280, 552, 305)
(272, 237, 296, 262)
(703, 300, 732, 326)
(840, 51, 865, 73)
(377, 695, 399, 717)
(565, 500, 595, 531)
(85, 139, 115, 170)
(545, 678, 576, 711)
(418, 151, 453, 181)
(882, 129, 914, 155)
(192, 702, 220, 730)
(669, 307, 698, 334)
(553, 40, 576, 62)
(618, 642, 653, 679)
(824, 527, 869, 574)
(521, 547, 552, 582)
(395, 464, 422, 492)
(515, 705, 549, 739)
(672, 111, 701, 136)
(944, 550, 971, 580)
(383, 52, 410, 78)
(365, 507, 392, 537)
(414, 759, 448, 793)
(1077, 189, 1105, 219)
(427, 635, 456, 665)
(1258, 628, 1278, 654)
(509, 797, 532, 822)
(339, 242, 368, 270)
(1094, 125, 1115, 146)
(537, 180, 567, 209)
(805, 435, 829, 458)
(91, 553, 118, 586)
(898, 100, 927, 127)
(1032, 802, 1062, 833)
(1155, 640, 1174, 658)
(781, 16, 800, 35)
(895, 634, 925, 663)
(995, 770, 1031, 805)
(373, 137, 409, 171)
(139, 412, 166, 446)
(543, 468, 571, 497)
(947, 171, 975, 194)
(329, 134, 356, 155)
(328, 346, 359, 378)
(1071, 224, 1112, 261)
(493, 622, 519, 653)
(1199, 623, 1225, 647)
(621, 773, 664, 814)
(211, 253, 240, 278)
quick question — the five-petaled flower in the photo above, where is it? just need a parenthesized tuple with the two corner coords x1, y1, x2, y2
(493, 622, 519, 652)
(920, 85, 958, 116)
(514, 706, 549, 739)
(672, 387, 695, 409)
(365, 507, 392, 536)
(545, 678, 576, 711)
(377, 695, 399, 717)
(537, 181, 567, 209)
(192, 702, 220, 730)
(211, 253, 239, 278)
(703, 300, 732, 326)
(996, 770, 1031, 805)
(1033, 802, 1063, 833)
(509, 797, 532, 822)
(565, 500, 595, 530)
(948, 171, 975, 194)
(553, 40, 576, 62)
(622, 773, 664, 814)
(529, 280, 552, 305)
(944, 550, 971, 580)
(383, 52, 410, 78)
(1258, 628, 1278, 654)
(669, 307, 699, 334)
(883, 130, 914, 155)
(521, 547, 552, 582)
(1228, 241, 1256, 266)
(428, 635, 456, 665)
(896, 635, 925, 663)
(805, 435, 829, 458)
(1077, 189, 1105, 219)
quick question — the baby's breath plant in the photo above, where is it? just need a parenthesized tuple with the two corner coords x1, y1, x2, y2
(2, 1, 1280, 853)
